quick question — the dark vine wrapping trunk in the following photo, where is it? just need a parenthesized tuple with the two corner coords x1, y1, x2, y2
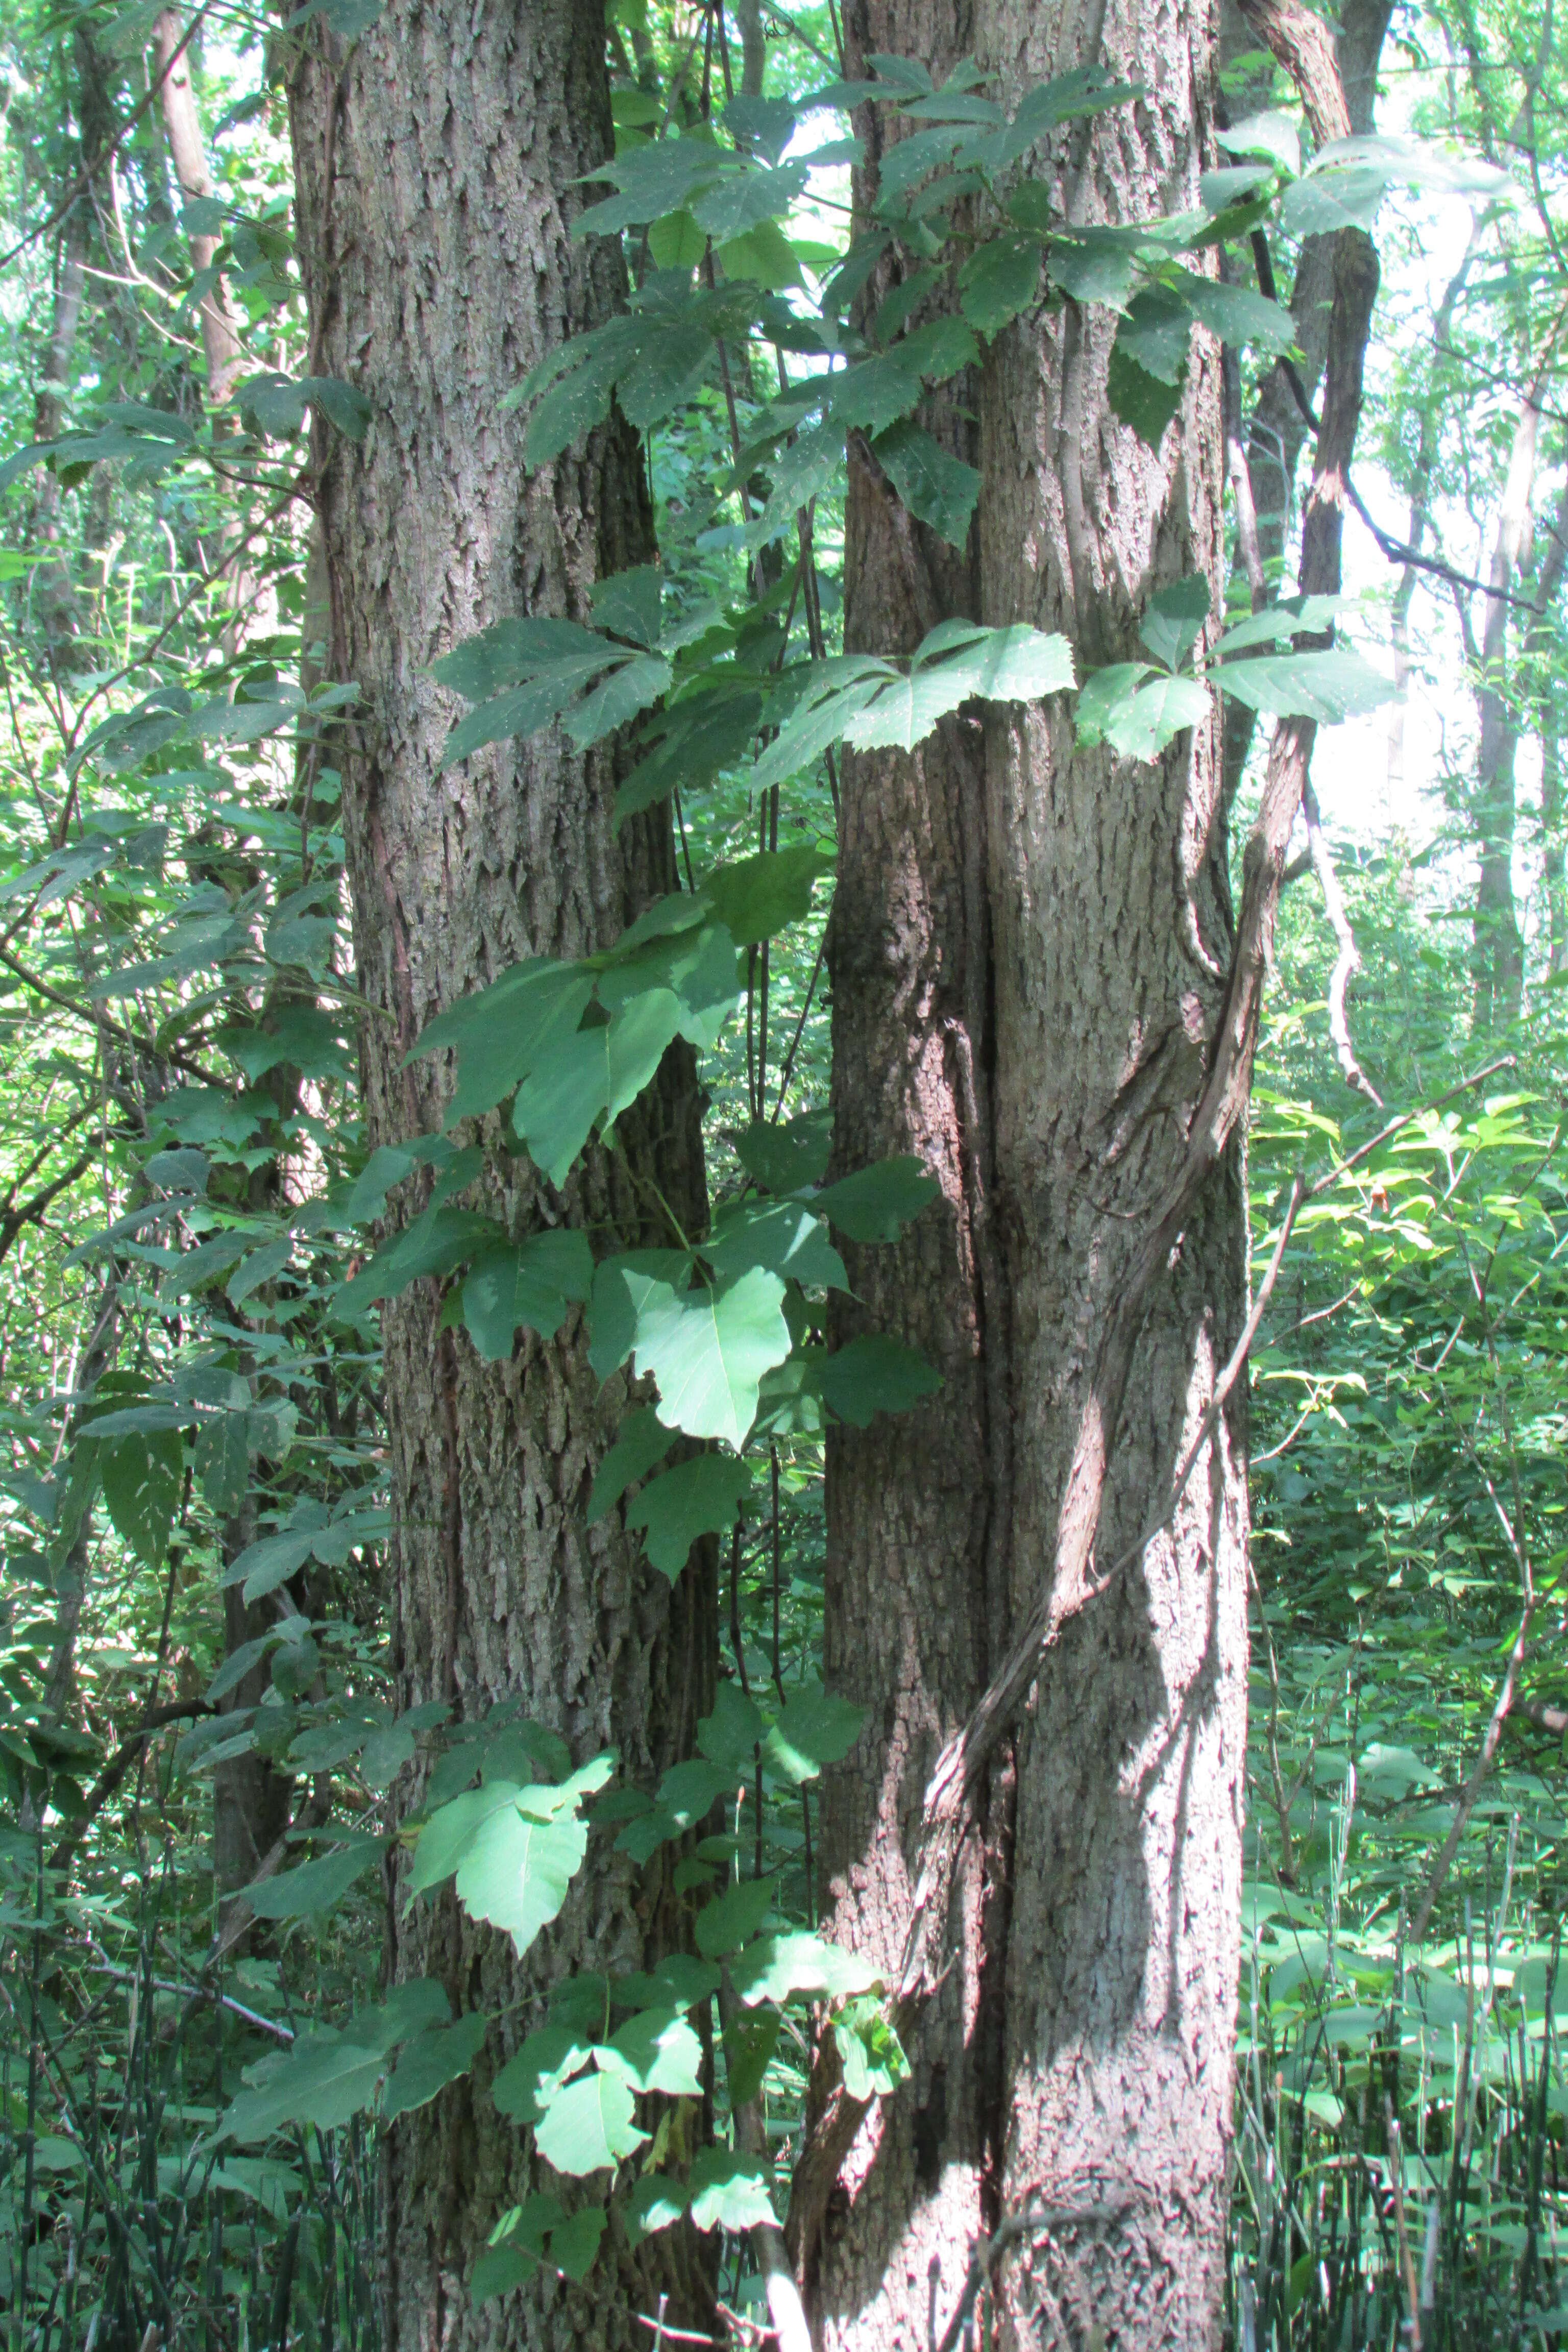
(288, 6, 714, 2346)
(816, 0, 1249, 2341)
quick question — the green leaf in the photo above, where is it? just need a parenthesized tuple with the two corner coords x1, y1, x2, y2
(761, 1686, 866, 1784)
(812, 1157, 939, 1242)
(453, 1793, 590, 1957)
(441, 660, 613, 769)
(382, 2013, 488, 2121)
(871, 420, 980, 549)
(844, 623, 1073, 749)
(1167, 270, 1295, 356)
(562, 653, 671, 750)
(590, 567, 664, 649)
(548, 2206, 607, 2280)
(957, 232, 1041, 335)
(628, 1266, 792, 1450)
(625, 1453, 752, 1579)
(627, 2173, 690, 2243)
(458, 1230, 595, 1358)
(586, 1251, 694, 1382)
(586, 1406, 677, 1525)
(337, 1207, 504, 1314)
(217, 1982, 450, 2142)
(724, 2006, 780, 2105)
(1075, 668, 1211, 760)
(693, 161, 808, 242)
(1046, 232, 1140, 308)
(688, 2148, 778, 2233)
(602, 2006, 704, 2095)
(732, 1112, 831, 1194)
(1138, 576, 1211, 673)
(471, 2244, 537, 2304)
(728, 1929, 881, 2006)
(534, 2067, 648, 2177)
(245, 1843, 380, 1920)
(701, 1200, 846, 1290)
(703, 846, 834, 945)
(1107, 344, 1185, 447)
(492, 2023, 594, 2123)
(1114, 283, 1190, 383)
(832, 1995, 910, 2098)
(101, 1426, 184, 1567)
(695, 1874, 776, 1957)
(696, 1682, 768, 1773)
(1212, 649, 1394, 720)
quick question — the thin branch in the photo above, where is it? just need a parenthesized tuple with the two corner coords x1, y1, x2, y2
(1302, 782, 1383, 1104)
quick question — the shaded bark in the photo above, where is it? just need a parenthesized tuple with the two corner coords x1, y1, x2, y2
(810, 0, 1247, 2342)
(287, 3, 715, 2346)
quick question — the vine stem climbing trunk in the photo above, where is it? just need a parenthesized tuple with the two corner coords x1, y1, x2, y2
(287, 4, 715, 2346)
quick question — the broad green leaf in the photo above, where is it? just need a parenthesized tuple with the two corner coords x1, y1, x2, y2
(819, 1332, 942, 1427)
(382, 2014, 488, 2122)
(562, 653, 671, 750)
(1138, 576, 1211, 673)
(338, 1207, 504, 1314)
(833, 1995, 910, 2098)
(724, 2006, 780, 2105)
(1212, 649, 1394, 720)
(696, 1683, 768, 1772)
(629, 1266, 792, 1449)
(844, 624, 1073, 749)
(586, 1250, 694, 1382)
(701, 1200, 847, 1291)
(245, 1842, 380, 1920)
(1076, 669, 1211, 760)
(586, 1406, 677, 1524)
(812, 1157, 939, 1242)
(1168, 270, 1295, 356)
(101, 1426, 183, 1566)
(625, 1453, 752, 1579)
(1047, 232, 1140, 308)
(729, 1929, 881, 2005)
(871, 419, 980, 550)
(626, 2173, 690, 2243)
(733, 1111, 831, 1193)
(602, 2006, 704, 2095)
(687, 2148, 778, 2233)
(454, 1795, 589, 1957)
(695, 1874, 776, 1957)
(703, 846, 834, 944)
(1210, 595, 1349, 658)
(492, 2024, 594, 2123)
(761, 1686, 867, 1784)
(589, 567, 664, 648)
(471, 2245, 538, 2303)
(1107, 344, 1184, 447)
(957, 232, 1041, 334)
(692, 161, 808, 242)
(548, 2206, 607, 2281)
(458, 1230, 594, 1358)
(408, 1780, 519, 1895)
(217, 1982, 449, 2142)
(1114, 283, 1190, 382)
(440, 658, 612, 768)
(534, 2067, 648, 2176)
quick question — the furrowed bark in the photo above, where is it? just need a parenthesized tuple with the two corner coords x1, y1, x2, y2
(807, 0, 1003, 2336)
(797, 8, 1383, 2343)
(288, 5, 715, 2345)
(804, 0, 1247, 2340)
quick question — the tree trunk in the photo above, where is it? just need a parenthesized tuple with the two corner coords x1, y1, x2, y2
(1469, 372, 1544, 1035)
(151, 12, 246, 408)
(813, 0, 1247, 2343)
(288, 5, 714, 2345)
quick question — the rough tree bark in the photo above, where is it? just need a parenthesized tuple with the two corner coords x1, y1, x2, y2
(811, 0, 1248, 2341)
(288, 4, 714, 2346)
